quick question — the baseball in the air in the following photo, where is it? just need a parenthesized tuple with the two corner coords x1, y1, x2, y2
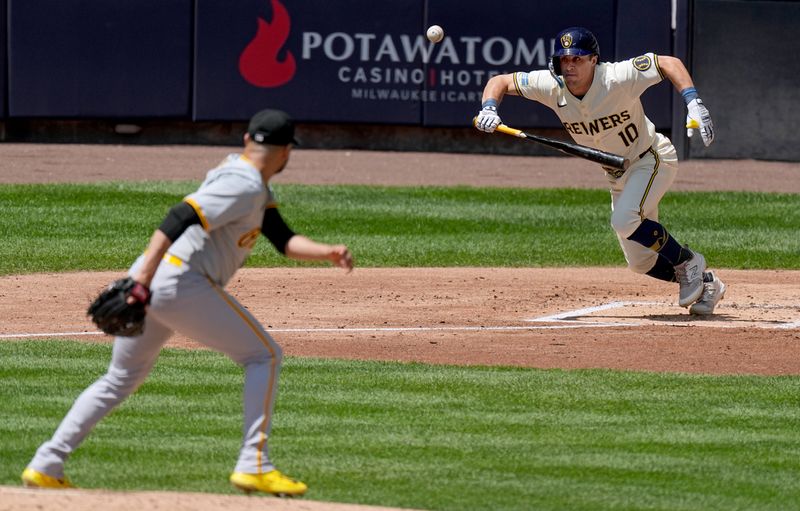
(426, 25, 444, 43)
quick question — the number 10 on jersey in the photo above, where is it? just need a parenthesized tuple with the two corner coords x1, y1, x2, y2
(617, 123, 639, 147)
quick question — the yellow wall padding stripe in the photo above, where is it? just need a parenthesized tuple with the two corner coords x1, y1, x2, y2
(208, 278, 278, 474)
(184, 198, 209, 231)
(638, 148, 661, 220)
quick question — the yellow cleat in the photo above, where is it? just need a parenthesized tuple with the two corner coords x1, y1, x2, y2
(230, 469, 307, 497)
(21, 467, 74, 489)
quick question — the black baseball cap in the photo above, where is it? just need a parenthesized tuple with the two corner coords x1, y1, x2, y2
(247, 109, 299, 146)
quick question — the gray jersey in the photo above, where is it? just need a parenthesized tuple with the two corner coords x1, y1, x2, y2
(168, 154, 277, 286)
(513, 53, 664, 160)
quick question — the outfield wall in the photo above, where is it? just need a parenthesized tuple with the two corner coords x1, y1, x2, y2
(0, 0, 797, 161)
(689, 0, 800, 161)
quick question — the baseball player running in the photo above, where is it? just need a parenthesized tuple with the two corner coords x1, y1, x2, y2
(475, 26, 725, 314)
(22, 109, 353, 496)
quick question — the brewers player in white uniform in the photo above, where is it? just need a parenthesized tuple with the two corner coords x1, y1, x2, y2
(22, 109, 353, 496)
(475, 26, 725, 314)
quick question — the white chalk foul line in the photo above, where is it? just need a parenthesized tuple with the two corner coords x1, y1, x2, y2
(267, 324, 624, 332)
(525, 300, 800, 329)
(0, 323, 625, 340)
(525, 301, 663, 323)
(3, 300, 798, 340)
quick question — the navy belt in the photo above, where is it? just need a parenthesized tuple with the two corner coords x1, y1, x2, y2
(604, 147, 652, 178)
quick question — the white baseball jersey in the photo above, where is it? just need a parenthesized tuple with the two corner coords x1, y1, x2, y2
(513, 53, 664, 161)
(511, 53, 682, 275)
(169, 154, 277, 286)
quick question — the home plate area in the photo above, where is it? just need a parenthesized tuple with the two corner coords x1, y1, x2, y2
(527, 301, 800, 330)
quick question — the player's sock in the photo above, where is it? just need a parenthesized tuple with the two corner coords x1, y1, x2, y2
(645, 254, 677, 282)
(627, 219, 692, 266)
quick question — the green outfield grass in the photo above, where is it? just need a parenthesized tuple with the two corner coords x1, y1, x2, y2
(2, 341, 799, 511)
(0, 181, 798, 275)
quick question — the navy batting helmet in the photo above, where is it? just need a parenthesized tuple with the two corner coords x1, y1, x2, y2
(550, 27, 600, 75)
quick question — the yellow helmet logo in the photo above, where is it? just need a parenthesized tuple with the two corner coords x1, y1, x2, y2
(561, 34, 573, 48)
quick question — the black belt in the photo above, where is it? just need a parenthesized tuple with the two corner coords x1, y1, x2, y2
(604, 147, 652, 178)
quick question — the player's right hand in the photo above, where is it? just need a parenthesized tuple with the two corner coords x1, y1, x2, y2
(329, 245, 354, 273)
(475, 104, 501, 133)
(686, 98, 714, 146)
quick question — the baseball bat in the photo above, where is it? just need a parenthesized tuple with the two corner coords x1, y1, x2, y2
(475, 119, 629, 171)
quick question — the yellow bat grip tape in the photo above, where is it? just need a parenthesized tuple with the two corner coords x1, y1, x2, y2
(495, 125, 525, 137)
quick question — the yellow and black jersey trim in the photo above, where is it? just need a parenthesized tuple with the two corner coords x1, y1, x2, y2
(653, 54, 665, 80)
(512, 72, 524, 96)
(261, 207, 295, 254)
(159, 201, 202, 242)
(183, 198, 209, 231)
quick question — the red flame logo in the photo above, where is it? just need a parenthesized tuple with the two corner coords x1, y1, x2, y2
(239, 0, 296, 88)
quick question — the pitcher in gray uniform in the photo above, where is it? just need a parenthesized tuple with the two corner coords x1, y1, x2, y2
(22, 109, 353, 496)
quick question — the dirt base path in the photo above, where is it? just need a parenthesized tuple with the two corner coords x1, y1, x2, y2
(1, 143, 799, 193)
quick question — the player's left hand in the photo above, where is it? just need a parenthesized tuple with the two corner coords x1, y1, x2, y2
(686, 98, 714, 147)
(87, 277, 151, 336)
